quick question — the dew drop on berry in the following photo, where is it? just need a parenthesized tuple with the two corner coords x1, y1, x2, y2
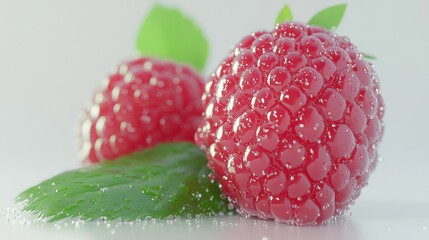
(81, 119, 93, 141)
(94, 139, 114, 160)
(95, 117, 106, 136)
(90, 104, 101, 119)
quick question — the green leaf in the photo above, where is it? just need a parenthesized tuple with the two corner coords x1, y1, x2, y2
(363, 53, 376, 60)
(17, 143, 233, 222)
(136, 5, 209, 71)
(308, 4, 347, 30)
(275, 4, 293, 24)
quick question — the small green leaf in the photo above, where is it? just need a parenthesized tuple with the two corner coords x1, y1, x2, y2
(363, 53, 376, 60)
(136, 5, 209, 71)
(308, 4, 347, 30)
(275, 4, 293, 24)
(17, 143, 233, 222)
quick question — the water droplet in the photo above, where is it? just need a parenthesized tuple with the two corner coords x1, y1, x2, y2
(227, 203, 235, 210)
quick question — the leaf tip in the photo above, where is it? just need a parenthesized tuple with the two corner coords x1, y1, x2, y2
(363, 53, 376, 60)
(337, 3, 348, 10)
(136, 4, 209, 71)
(308, 3, 348, 30)
(275, 4, 293, 25)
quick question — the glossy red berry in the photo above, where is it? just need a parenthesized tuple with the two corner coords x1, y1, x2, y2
(196, 22, 384, 225)
(80, 57, 204, 163)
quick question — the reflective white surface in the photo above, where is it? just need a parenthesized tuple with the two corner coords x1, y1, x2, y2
(1, 202, 429, 240)
(1, 0, 429, 239)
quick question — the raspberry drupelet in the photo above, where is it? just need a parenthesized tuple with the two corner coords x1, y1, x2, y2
(195, 22, 384, 225)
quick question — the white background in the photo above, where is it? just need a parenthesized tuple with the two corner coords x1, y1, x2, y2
(1, 0, 428, 239)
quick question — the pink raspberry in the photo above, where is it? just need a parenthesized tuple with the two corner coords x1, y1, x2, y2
(79, 57, 204, 163)
(196, 22, 384, 225)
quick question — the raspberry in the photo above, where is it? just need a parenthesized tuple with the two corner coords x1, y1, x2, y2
(79, 57, 204, 163)
(196, 22, 384, 225)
